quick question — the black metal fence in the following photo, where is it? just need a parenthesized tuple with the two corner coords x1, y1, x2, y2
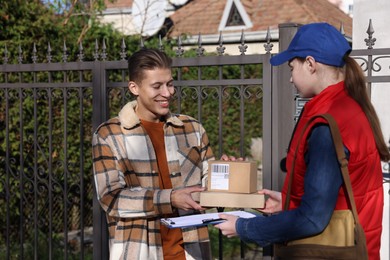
(1, 21, 389, 260)
(0, 27, 272, 259)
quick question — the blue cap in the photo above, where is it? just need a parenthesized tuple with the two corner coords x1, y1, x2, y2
(270, 23, 351, 67)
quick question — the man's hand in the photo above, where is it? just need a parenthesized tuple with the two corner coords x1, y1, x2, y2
(171, 186, 206, 211)
(257, 189, 282, 214)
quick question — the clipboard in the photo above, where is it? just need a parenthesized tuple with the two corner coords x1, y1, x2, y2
(161, 210, 256, 228)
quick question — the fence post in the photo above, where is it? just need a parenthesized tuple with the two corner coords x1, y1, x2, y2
(92, 61, 109, 260)
(262, 51, 273, 191)
(272, 23, 300, 191)
(260, 23, 300, 260)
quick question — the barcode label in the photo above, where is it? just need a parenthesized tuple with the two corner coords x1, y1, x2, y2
(210, 163, 230, 190)
(212, 164, 229, 174)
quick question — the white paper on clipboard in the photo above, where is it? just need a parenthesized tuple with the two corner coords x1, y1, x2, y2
(161, 210, 256, 228)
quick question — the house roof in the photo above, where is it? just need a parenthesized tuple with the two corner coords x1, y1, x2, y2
(167, 0, 352, 38)
(105, 0, 133, 8)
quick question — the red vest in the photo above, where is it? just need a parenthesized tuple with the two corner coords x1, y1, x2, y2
(282, 81, 383, 260)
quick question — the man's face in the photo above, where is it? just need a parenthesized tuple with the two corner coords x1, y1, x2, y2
(128, 68, 174, 122)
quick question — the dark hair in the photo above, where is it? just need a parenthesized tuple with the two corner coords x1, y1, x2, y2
(128, 48, 172, 84)
(344, 56, 390, 161)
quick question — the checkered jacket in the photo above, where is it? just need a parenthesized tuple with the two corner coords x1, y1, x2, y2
(92, 101, 214, 260)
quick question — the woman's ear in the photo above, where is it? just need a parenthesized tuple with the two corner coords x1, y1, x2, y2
(305, 56, 317, 73)
(128, 81, 139, 96)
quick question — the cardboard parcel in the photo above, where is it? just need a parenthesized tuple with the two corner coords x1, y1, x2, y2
(200, 160, 265, 208)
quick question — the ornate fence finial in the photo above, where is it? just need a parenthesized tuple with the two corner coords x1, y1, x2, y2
(120, 38, 127, 60)
(364, 19, 376, 49)
(62, 40, 68, 63)
(78, 42, 84, 62)
(47, 42, 52, 63)
(264, 27, 273, 54)
(93, 39, 99, 61)
(339, 22, 345, 36)
(175, 35, 184, 57)
(32, 43, 38, 64)
(18, 45, 23, 64)
(196, 33, 205, 57)
(101, 39, 107, 61)
(3, 44, 9, 64)
(238, 30, 248, 55)
(217, 31, 225, 56)
(159, 35, 164, 52)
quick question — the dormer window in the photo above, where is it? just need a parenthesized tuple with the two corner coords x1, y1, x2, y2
(219, 0, 253, 31)
(226, 3, 245, 26)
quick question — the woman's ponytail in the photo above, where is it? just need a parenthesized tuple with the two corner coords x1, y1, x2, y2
(344, 56, 390, 161)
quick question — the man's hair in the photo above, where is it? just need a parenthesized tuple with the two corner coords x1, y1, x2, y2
(128, 48, 172, 84)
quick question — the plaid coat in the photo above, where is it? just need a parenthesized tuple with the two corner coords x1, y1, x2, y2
(92, 101, 215, 260)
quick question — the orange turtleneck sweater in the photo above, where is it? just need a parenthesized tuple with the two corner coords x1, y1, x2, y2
(141, 119, 186, 260)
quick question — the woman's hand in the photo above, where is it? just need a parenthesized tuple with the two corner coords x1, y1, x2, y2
(257, 189, 282, 214)
(220, 154, 244, 161)
(214, 213, 239, 238)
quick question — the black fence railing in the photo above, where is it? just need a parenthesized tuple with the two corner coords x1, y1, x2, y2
(0, 30, 273, 260)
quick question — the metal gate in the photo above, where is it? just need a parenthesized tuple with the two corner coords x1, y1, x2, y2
(0, 31, 272, 259)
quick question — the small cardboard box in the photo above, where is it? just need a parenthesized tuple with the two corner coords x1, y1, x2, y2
(207, 160, 258, 193)
(200, 191, 265, 209)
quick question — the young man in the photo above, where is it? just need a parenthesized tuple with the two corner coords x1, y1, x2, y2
(92, 48, 214, 259)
